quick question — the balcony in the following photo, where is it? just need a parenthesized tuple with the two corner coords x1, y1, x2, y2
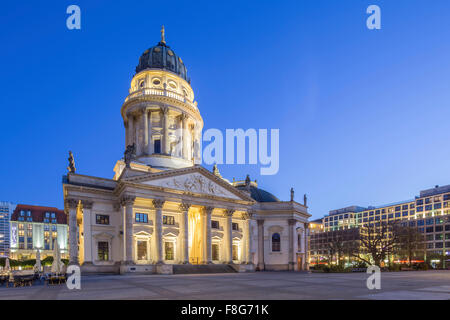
(125, 87, 198, 110)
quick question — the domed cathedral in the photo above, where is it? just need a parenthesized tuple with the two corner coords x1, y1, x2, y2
(116, 25, 202, 174)
(62, 27, 311, 275)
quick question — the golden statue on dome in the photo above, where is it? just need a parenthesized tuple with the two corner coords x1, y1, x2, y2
(160, 25, 166, 45)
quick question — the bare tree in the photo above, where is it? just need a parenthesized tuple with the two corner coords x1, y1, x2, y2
(324, 229, 359, 266)
(350, 222, 399, 267)
(394, 224, 425, 266)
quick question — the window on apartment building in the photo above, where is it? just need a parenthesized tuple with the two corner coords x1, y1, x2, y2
(435, 242, 443, 249)
(232, 223, 239, 231)
(96, 214, 110, 225)
(163, 215, 175, 225)
(426, 227, 434, 233)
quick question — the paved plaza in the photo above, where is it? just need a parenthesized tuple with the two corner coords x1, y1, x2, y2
(0, 270, 448, 300)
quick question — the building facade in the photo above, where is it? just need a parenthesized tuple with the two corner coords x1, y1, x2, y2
(9, 204, 68, 260)
(0, 201, 16, 257)
(310, 184, 450, 264)
(62, 29, 311, 274)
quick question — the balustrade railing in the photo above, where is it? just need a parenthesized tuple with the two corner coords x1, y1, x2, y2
(125, 88, 197, 110)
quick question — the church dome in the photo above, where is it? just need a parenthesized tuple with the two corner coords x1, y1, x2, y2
(235, 185, 280, 203)
(135, 27, 189, 82)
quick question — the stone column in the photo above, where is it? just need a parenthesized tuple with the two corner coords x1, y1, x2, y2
(81, 200, 94, 264)
(153, 199, 165, 264)
(135, 113, 141, 155)
(121, 195, 135, 264)
(243, 212, 253, 264)
(179, 202, 191, 264)
(66, 198, 79, 265)
(128, 115, 134, 147)
(181, 113, 189, 160)
(203, 206, 213, 264)
(288, 219, 296, 271)
(124, 121, 129, 147)
(224, 209, 234, 264)
(162, 107, 170, 155)
(143, 108, 149, 154)
(257, 219, 265, 270)
(304, 223, 310, 271)
(147, 110, 152, 154)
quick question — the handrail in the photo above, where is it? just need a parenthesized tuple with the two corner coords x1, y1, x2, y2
(125, 88, 197, 110)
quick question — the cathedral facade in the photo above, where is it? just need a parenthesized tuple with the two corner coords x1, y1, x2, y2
(62, 29, 311, 274)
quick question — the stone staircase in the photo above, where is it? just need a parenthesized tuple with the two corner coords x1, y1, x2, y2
(173, 264, 237, 274)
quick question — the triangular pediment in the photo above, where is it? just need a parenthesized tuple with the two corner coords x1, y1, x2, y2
(123, 166, 254, 202)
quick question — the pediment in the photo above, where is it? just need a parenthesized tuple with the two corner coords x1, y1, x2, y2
(125, 166, 253, 202)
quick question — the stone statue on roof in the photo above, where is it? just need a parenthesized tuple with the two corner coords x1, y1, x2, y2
(124, 143, 136, 168)
(304, 193, 308, 206)
(290, 187, 294, 201)
(67, 151, 76, 173)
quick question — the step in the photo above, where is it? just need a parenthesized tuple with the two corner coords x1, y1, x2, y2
(173, 264, 237, 274)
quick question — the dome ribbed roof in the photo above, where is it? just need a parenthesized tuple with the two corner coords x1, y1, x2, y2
(235, 185, 280, 203)
(135, 41, 189, 82)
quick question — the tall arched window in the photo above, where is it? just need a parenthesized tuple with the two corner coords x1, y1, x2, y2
(272, 233, 281, 252)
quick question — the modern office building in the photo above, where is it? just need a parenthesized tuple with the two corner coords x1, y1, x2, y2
(0, 201, 16, 257)
(9, 204, 68, 260)
(310, 184, 450, 264)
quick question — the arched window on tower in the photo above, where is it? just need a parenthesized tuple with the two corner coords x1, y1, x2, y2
(272, 233, 281, 252)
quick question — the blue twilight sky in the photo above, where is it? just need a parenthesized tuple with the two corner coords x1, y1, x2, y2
(1, 0, 450, 220)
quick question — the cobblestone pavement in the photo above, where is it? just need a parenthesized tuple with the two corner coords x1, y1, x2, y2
(0, 270, 448, 300)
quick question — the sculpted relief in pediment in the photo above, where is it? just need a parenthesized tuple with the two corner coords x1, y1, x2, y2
(141, 173, 240, 200)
